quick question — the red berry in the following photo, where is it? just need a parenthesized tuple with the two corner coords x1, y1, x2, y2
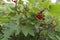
(12, 0, 16, 3)
(36, 14, 44, 20)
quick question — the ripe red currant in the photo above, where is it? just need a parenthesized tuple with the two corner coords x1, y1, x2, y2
(12, 0, 16, 3)
(36, 14, 45, 20)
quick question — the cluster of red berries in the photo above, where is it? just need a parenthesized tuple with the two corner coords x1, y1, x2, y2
(12, 0, 16, 3)
(36, 13, 45, 20)
(36, 9, 45, 20)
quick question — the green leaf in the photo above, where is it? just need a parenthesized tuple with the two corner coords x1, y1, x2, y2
(38, 0, 42, 3)
(56, 35, 60, 40)
(48, 33, 57, 40)
(1, 38, 8, 40)
(7, 0, 10, 2)
(28, 0, 36, 4)
(21, 24, 34, 36)
(49, 4, 60, 18)
(21, 26, 29, 36)
(2, 22, 20, 39)
(0, 17, 9, 23)
(38, 0, 50, 8)
(28, 29, 34, 36)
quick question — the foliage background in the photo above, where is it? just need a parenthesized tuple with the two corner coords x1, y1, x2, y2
(0, 0, 60, 40)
